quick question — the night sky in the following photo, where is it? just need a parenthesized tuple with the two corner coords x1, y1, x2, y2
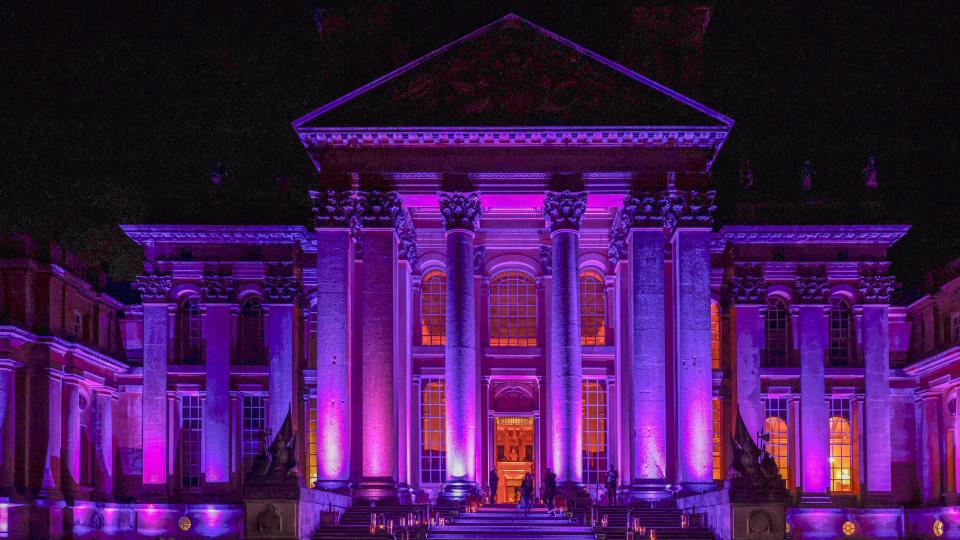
(3, 1, 959, 296)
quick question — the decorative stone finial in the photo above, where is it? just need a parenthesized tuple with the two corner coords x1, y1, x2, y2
(800, 161, 813, 192)
(740, 158, 754, 189)
(264, 276, 301, 303)
(863, 155, 878, 190)
(439, 192, 482, 232)
(134, 274, 173, 303)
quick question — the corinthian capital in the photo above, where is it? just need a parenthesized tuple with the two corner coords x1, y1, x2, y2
(623, 190, 716, 232)
(202, 275, 235, 303)
(134, 274, 173, 303)
(360, 190, 402, 226)
(439, 191, 481, 232)
(310, 189, 365, 231)
(543, 191, 587, 232)
(858, 272, 896, 304)
(264, 276, 301, 303)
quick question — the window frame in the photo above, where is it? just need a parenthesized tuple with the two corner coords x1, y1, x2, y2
(420, 269, 447, 346)
(488, 270, 538, 347)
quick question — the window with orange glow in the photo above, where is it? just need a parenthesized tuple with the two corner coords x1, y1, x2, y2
(710, 302, 721, 369)
(580, 271, 606, 346)
(307, 399, 317, 488)
(829, 398, 854, 493)
(420, 270, 446, 345)
(489, 271, 537, 347)
(420, 379, 446, 484)
(582, 379, 608, 487)
(764, 397, 789, 482)
(712, 398, 723, 480)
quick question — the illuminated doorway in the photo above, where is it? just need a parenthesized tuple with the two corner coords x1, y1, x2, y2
(493, 416, 535, 504)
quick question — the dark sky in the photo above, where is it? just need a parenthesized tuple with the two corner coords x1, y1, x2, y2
(2, 1, 959, 293)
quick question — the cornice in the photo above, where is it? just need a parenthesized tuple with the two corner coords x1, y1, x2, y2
(0, 326, 129, 374)
(903, 345, 960, 379)
(120, 225, 309, 245)
(718, 225, 910, 246)
(297, 127, 728, 149)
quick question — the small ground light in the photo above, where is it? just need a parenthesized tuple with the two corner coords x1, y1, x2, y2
(842, 520, 857, 536)
(933, 519, 945, 537)
(178, 516, 192, 531)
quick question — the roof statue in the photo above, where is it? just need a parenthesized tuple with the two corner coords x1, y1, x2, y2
(864, 154, 878, 190)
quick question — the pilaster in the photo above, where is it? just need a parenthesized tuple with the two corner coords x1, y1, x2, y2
(861, 300, 893, 503)
(93, 387, 119, 499)
(919, 391, 942, 504)
(201, 299, 232, 489)
(730, 269, 767, 445)
(545, 190, 587, 491)
(796, 294, 830, 504)
(439, 191, 481, 501)
(0, 359, 19, 494)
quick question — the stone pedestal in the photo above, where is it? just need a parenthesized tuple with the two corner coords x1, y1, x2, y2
(244, 487, 352, 539)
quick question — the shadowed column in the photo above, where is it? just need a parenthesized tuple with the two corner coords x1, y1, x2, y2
(264, 278, 299, 443)
(795, 278, 830, 503)
(545, 190, 587, 490)
(729, 269, 767, 444)
(310, 189, 359, 490)
(62, 374, 81, 495)
(133, 275, 173, 496)
(672, 226, 714, 491)
(201, 296, 232, 488)
(357, 190, 402, 499)
(0, 360, 18, 495)
(861, 296, 893, 502)
(439, 191, 481, 501)
(94, 388, 117, 498)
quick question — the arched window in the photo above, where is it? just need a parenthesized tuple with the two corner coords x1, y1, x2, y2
(489, 271, 537, 347)
(579, 270, 606, 346)
(763, 298, 789, 367)
(237, 297, 264, 365)
(764, 397, 789, 482)
(829, 398, 854, 493)
(711, 302, 721, 369)
(828, 298, 853, 367)
(176, 296, 202, 364)
(420, 270, 446, 346)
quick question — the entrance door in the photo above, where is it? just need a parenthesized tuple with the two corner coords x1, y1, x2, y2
(493, 416, 535, 504)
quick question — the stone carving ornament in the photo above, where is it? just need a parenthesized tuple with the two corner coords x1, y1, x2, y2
(201, 275, 235, 302)
(729, 275, 768, 304)
(473, 247, 487, 273)
(794, 274, 829, 304)
(264, 276, 301, 303)
(394, 208, 419, 267)
(255, 504, 283, 533)
(622, 189, 716, 231)
(607, 207, 631, 265)
(134, 274, 173, 303)
(858, 273, 896, 304)
(539, 245, 552, 274)
(543, 190, 587, 232)
(439, 191, 482, 232)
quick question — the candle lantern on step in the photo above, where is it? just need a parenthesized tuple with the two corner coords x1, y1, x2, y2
(387, 519, 395, 535)
(369, 513, 377, 535)
(650, 529, 657, 540)
(681, 514, 689, 528)
(602, 514, 609, 527)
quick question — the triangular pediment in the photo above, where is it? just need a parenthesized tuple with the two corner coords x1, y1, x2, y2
(294, 13, 732, 129)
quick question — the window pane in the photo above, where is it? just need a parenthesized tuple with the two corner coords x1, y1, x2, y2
(489, 272, 537, 347)
(421, 270, 447, 345)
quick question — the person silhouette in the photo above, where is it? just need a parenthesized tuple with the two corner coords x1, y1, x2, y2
(544, 467, 557, 515)
(488, 468, 499, 504)
(605, 466, 619, 506)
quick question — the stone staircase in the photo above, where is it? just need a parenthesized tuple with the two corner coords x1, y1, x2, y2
(312, 502, 430, 539)
(428, 505, 595, 540)
(593, 505, 715, 539)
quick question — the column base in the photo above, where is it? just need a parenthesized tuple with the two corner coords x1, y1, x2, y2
(862, 491, 896, 507)
(942, 492, 960, 506)
(676, 481, 716, 496)
(627, 479, 672, 502)
(438, 480, 479, 505)
(314, 480, 352, 494)
(354, 477, 400, 503)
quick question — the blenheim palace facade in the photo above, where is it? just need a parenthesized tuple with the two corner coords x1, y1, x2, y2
(1, 13, 958, 540)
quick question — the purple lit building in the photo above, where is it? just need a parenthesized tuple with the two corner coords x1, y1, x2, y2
(1, 12, 958, 540)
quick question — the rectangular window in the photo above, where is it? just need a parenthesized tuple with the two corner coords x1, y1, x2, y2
(828, 398, 853, 493)
(763, 397, 789, 482)
(241, 395, 267, 476)
(712, 398, 723, 480)
(73, 311, 82, 339)
(307, 398, 318, 488)
(420, 379, 446, 484)
(180, 395, 203, 489)
(582, 379, 608, 488)
(950, 312, 960, 344)
(710, 303, 721, 369)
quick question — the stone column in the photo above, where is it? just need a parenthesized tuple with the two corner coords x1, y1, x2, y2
(39, 368, 63, 495)
(730, 272, 767, 443)
(861, 301, 893, 501)
(795, 278, 830, 502)
(94, 388, 117, 498)
(955, 395, 960, 498)
(62, 374, 82, 494)
(672, 226, 714, 491)
(310, 189, 359, 490)
(357, 190, 402, 498)
(134, 275, 173, 495)
(264, 278, 299, 439)
(439, 191, 481, 500)
(920, 392, 942, 504)
(545, 190, 587, 489)
(629, 227, 668, 495)
(199, 293, 232, 488)
(0, 360, 18, 494)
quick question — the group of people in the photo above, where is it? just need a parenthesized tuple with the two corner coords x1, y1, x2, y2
(486, 466, 620, 515)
